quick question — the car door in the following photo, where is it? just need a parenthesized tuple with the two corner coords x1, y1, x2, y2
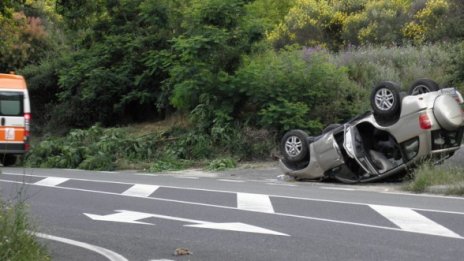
(343, 124, 379, 175)
(0, 91, 27, 153)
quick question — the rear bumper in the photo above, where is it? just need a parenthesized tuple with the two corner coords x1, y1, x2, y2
(0, 143, 26, 154)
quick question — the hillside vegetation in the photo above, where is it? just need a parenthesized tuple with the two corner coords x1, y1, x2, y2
(1, 0, 464, 169)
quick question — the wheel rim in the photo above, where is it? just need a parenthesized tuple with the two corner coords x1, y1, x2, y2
(374, 88, 394, 111)
(285, 136, 302, 157)
(411, 84, 430, 95)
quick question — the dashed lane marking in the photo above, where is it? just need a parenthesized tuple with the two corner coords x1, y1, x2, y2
(320, 186, 355, 191)
(218, 179, 245, 183)
(34, 177, 70, 187)
(265, 183, 296, 187)
(237, 193, 275, 213)
(370, 205, 462, 239)
(2, 178, 463, 239)
(122, 184, 160, 197)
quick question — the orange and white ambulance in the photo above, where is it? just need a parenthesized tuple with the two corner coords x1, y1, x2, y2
(0, 73, 31, 166)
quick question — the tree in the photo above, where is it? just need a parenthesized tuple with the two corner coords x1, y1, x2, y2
(164, 0, 257, 129)
(0, 11, 51, 71)
(55, 0, 106, 30)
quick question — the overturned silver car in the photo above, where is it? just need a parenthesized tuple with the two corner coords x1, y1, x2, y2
(279, 79, 464, 183)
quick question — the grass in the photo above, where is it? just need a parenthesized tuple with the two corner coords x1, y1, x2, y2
(403, 163, 464, 196)
(0, 198, 49, 261)
(205, 157, 237, 171)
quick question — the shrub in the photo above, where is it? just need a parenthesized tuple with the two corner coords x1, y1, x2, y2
(333, 44, 455, 95)
(206, 157, 237, 171)
(25, 125, 161, 170)
(235, 48, 364, 134)
(450, 42, 464, 88)
(342, 0, 410, 46)
(78, 153, 116, 171)
(149, 157, 192, 172)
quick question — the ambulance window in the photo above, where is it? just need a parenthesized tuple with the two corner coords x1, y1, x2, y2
(0, 92, 24, 116)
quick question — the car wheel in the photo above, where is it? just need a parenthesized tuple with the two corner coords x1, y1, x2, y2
(408, 79, 440, 95)
(280, 130, 309, 163)
(370, 81, 401, 118)
(322, 124, 341, 134)
(1, 154, 16, 166)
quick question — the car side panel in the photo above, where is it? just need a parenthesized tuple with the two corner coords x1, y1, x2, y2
(279, 133, 344, 179)
(313, 133, 344, 171)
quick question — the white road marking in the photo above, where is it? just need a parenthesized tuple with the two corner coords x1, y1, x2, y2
(186, 222, 288, 236)
(265, 183, 296, 187)
(84, 211, 155, 225)
(2, 178, 463, 239)
(370, 205, 462, 239)
(122, 184, 159, 197)
(34, 232, 128, 261)
(85, 210, 289, 236)
(34, 177, 69, 187)
(174, 176, 199, 179)
(218, 179, 244, 183)
(3, 172, 464, 214)
(134, 173, 159, 176)
(237, 193, 275, 213)
(320, 186, 355, 191)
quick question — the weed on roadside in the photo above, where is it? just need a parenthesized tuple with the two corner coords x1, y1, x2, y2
(206, 158, 237, 171)
(0, 199, 49, 261)
(403, 163, 464, 196)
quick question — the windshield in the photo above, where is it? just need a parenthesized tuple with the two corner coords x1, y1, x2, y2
(0, 91, 24, 116)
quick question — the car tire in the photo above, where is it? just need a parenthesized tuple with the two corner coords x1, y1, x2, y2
(280, 130, 309, 163)
(322, 124, 341, 134)
(1, 154, 16, 166)
(370, 81, 401, 119)
(408, 79, 440, 95)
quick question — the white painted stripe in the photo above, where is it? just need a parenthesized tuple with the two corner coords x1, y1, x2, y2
(218, 179, 244, 183)
(237, 193, 275, 213)
(265, 183, 296, 187)
(4, 172, 464, 214)
(1, 179, 462, 239)
(370, 205, 462, 238)
(122, 184, 159, 197)
(174, 176, 199, 179)
(34, 232, 128, 261)
(34, 177, 69, 187)
(320, 186, 355, 191)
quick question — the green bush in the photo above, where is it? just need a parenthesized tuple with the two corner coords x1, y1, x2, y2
(235, 48, 365, 134)
(25, 125, 160, 170)
(206, 157, 237, 171)
(26, 122, 276, 172)
(78, 153, 116, 171)
(450, 42, 464, 87)
(334, 44, 455, 95)
(149, 156, 192, 172)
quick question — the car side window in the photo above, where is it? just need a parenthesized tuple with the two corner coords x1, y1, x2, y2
(0, 92, 23, 116)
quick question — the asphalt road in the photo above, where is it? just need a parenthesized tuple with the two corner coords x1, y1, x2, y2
(1, 166, 463, 261)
